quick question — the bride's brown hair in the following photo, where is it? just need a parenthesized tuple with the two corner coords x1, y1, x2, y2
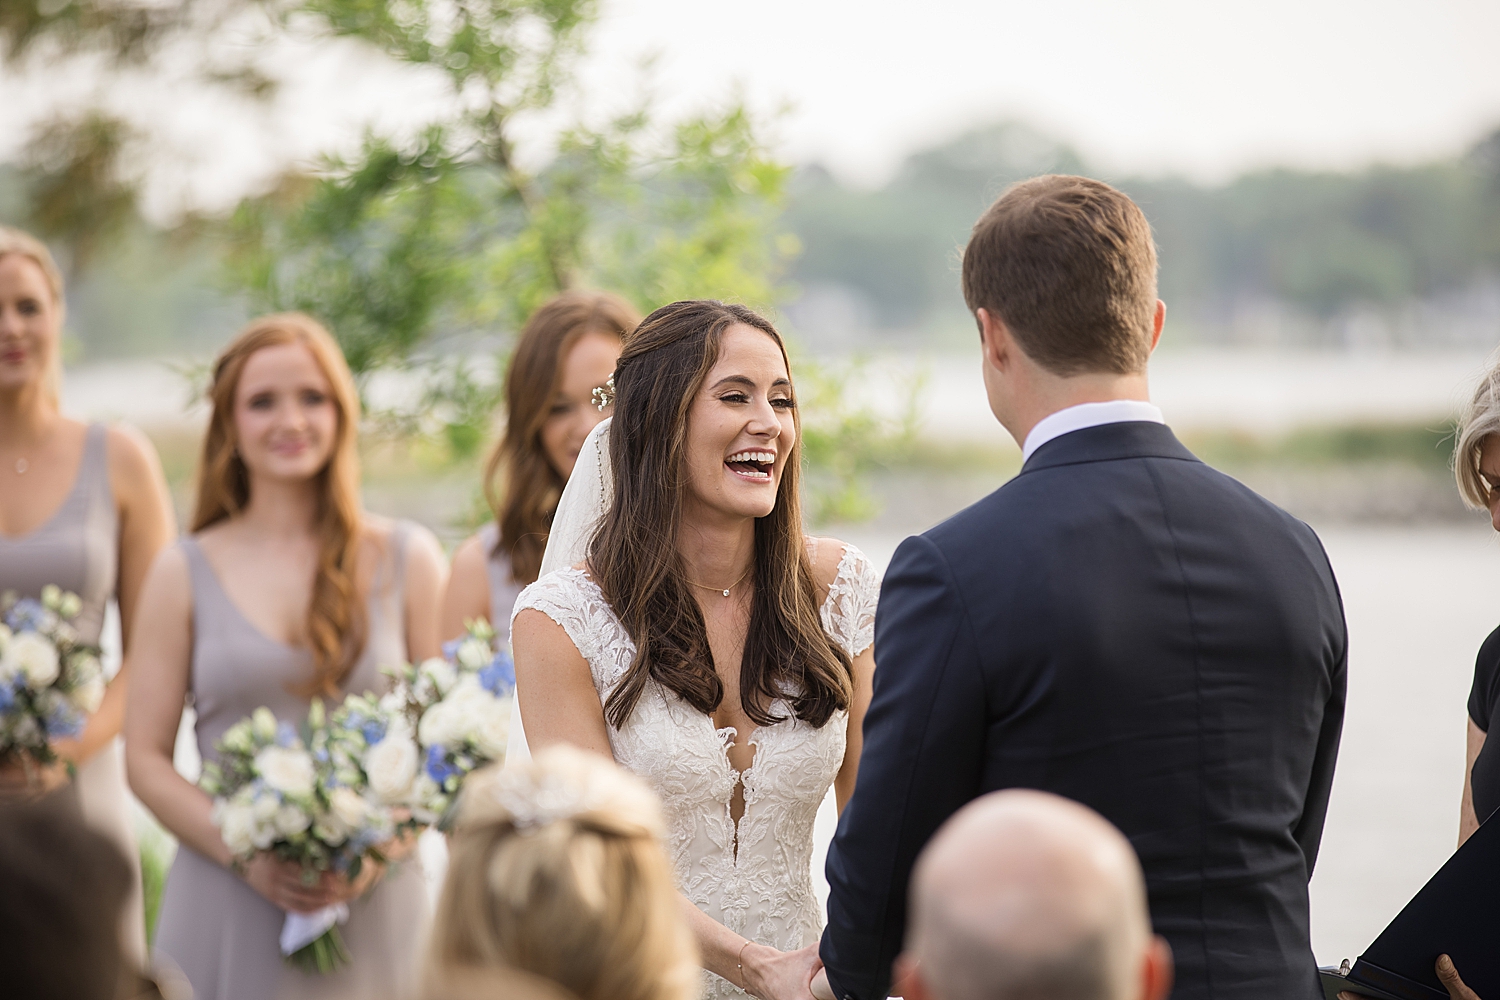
(192, 313, 366, 698)
(589, 300, 853, 729)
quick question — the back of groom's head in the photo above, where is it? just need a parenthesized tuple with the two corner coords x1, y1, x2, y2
(962, 175, 1158, 377)
(896, 790, 1172, 1000)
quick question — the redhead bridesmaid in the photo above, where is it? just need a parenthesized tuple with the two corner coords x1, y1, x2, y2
(126, 313, 445, 999)
(0, 226, 177, 959)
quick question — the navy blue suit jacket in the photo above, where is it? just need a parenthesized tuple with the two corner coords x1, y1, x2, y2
(819, 421, 1347, 1000)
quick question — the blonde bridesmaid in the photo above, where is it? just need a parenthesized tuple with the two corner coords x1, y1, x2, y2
(0, 226, 177, 960)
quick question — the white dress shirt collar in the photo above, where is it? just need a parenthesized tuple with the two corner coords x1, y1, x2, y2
(1021, 399, 1166, 464)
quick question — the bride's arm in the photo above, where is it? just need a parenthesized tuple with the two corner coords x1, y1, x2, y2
(511, 609, 614, 758)
(513, 608, 822, 1000)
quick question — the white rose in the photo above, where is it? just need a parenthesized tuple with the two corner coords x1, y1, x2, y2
(365, 732, 420, 804)
(254, 746, 316, 797)
(455, 637, 491, 670)
(251, 792, 280, 823)
(418, 700, 463, 749)
(419, 657, 458, 696)
(378, 689, 407, 716)
(328, 787, 368, 830)
(471, 695, 510, 760)
(72, 676, 106, 714)
(215, 802, 257, 856)
(0, 622, 12, 656)
(274, 803, 311, 837)
(6, 632, 60, 689)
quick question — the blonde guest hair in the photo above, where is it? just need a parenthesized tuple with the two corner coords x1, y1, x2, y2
(427, 746, 699, 1000)
(193, 313, 366, 698)
(1455, 358, 1500, 509)
(0, 225, 67, 402)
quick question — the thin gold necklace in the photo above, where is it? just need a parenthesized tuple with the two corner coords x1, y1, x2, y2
(686, 567, 751, 598)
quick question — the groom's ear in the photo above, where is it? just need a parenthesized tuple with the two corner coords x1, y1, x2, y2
(976, 308, 1011, 373)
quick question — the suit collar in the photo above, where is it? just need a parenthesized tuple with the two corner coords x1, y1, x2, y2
(1020, 420, 1197, 474)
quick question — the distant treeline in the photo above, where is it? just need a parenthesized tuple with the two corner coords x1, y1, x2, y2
(783, 122, 1500, 349)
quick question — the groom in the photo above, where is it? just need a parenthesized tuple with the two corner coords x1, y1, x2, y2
(815, 176, 1347, 1000)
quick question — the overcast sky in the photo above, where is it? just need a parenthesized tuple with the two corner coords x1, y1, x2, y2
(582, 0, 1500, 185)
(5, 0, 1498, 216)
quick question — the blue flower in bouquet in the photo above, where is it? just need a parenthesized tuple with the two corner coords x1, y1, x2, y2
(440, 638, 461, 661)
(478, 649, 515, 697)
(275, 720, 299, 748)
(6, 597, 47, 632)
(44, 698, 85, 739)
(425, 744, 461, 787)
(359, 716, 387, 746)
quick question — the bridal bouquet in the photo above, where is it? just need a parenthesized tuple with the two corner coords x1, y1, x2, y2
(0, 586, 106, 765)
(201, 695, 415, 973)
(384, 619, 515, 825)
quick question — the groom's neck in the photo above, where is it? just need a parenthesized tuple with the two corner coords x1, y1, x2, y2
(999, 367, 1153, 448)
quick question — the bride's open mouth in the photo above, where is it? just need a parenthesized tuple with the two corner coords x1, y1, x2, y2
(725, 449, 776, 482)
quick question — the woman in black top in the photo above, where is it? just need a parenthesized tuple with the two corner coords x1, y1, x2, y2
(1456, 364, 1500, 847)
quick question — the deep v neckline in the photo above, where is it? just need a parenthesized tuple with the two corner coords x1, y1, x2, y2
(191, 540, 307, 654)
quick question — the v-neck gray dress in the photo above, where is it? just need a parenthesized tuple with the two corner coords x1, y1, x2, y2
(0, 422, 145, 960)
(152, 525, 428, 1000)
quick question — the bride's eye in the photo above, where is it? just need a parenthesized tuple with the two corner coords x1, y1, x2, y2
(719, 392, 751, 404)
(771, 396, 796, 410)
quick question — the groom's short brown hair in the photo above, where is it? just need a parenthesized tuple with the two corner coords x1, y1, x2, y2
(962, 175, 1158, 376)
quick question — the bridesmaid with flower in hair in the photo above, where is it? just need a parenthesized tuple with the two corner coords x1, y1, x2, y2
(126, 313, 446, 999)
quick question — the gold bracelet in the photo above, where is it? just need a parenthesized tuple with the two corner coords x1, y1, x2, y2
(738, 939, 754, 996)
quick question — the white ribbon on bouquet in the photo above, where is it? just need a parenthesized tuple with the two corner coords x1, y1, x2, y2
(280, 904, 350, 956)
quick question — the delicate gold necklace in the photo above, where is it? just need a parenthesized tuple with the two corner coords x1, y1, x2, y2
(686, 567, 751, 598)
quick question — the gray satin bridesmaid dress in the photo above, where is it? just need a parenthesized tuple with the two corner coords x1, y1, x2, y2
(152, 523, 428, 1000)
(0, 422, 146, 961)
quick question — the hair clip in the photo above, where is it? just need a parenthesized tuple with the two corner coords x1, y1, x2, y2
(592, 375, 616, 412)
(490, 768, 607, 832)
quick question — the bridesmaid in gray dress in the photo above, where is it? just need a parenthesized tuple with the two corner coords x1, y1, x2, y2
(125, 313, 446, 1000)
(0, 228, 177, 962)
(442, 291, 632, 642)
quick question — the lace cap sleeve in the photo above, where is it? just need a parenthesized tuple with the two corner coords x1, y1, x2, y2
(821, 541, 880, 659)
(511, 568, 634, 693)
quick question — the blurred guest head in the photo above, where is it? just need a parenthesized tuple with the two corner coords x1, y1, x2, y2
(195, 312, 365, 697)
(587, 299, 852, 733)
(485, 291, 636, 585)
(0, 794, 132, 1000)
(0, 225, 66, 402)
(896, 789, 1172, 1000)
(419, 964, 579, 1000)
(1455, 357, 1500, 530)
(427, 745, 698, 1000)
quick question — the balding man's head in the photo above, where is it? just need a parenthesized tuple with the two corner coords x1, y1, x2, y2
(898, 791, 1171, 1000)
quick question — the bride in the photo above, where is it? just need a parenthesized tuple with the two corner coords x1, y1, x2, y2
(511, 300, 879, 1000)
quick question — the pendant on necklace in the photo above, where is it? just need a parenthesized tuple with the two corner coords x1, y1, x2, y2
(722, 588, 731, 597)
(14, 458, 26, 474)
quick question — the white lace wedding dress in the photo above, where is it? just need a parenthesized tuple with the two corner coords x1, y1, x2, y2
(512, 542, 879, 1000)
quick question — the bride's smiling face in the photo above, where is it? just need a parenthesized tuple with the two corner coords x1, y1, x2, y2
(682, 323, 797, 523)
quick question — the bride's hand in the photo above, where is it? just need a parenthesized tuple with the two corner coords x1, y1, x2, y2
(742, 941, 821, 1000)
